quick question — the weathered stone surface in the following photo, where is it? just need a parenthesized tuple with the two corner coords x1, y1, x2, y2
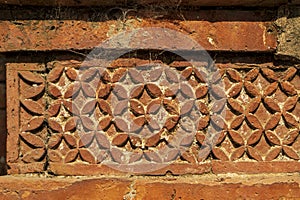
(276, 6, 300, 61)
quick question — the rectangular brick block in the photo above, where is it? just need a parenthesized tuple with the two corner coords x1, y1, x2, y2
(6, 59, 300, 176)
(0, 16, 276, 52)
(0, 176, 131, 200)
(212, 161, 300, 174)
(134, 177, 300, 199)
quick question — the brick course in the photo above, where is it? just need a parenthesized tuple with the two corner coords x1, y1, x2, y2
(0, 175, 300, 199)
(0, 20, 276, 52)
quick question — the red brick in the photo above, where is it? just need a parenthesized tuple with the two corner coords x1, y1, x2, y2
(0, 175, 299, 199)
(0, 19, 276, 52)
(212, 161, 300, 174)
(135, 177, 300, 199)
(0, 176, 131, 200)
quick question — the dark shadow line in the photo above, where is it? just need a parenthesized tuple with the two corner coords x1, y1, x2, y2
(0, 5, 278, 22)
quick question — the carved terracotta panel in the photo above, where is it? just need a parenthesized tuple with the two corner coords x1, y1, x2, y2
(7, 63, 46, 173)
(6, 61, 300, 175)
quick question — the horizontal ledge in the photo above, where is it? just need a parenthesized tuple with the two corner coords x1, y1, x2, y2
(3, 51, 291, 67)
(0, 0, 298, 7)
(8, 161, 300, 176)
(0, 19, 277, 52)
(0, 175, 299, 199)
(212, 161, 300, 173)
(0, 8, 277, 22)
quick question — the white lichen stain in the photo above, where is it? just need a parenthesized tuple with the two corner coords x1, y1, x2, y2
(207, 37, 216, 47)
(259, 23, 267, 47)
(107, 19, 139, 38)
(123, 181, 136, 200)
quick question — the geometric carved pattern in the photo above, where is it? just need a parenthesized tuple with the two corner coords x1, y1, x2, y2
(19, 70, 46, 164)
(7, 63, 47, 173)
(46, 61, 211, 168)
(6, 61, 300, 175)
(212, 67, 300, 162)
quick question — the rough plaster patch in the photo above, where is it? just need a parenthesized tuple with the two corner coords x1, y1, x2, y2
(276, 6, 300, 61)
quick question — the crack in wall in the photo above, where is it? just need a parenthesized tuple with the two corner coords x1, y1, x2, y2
(123, 180, 136, 200)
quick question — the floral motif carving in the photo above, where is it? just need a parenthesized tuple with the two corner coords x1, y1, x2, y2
(7, 62, 300, 174)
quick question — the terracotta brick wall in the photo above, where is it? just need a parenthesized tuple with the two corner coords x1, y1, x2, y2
(0, 1, 300, 199)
